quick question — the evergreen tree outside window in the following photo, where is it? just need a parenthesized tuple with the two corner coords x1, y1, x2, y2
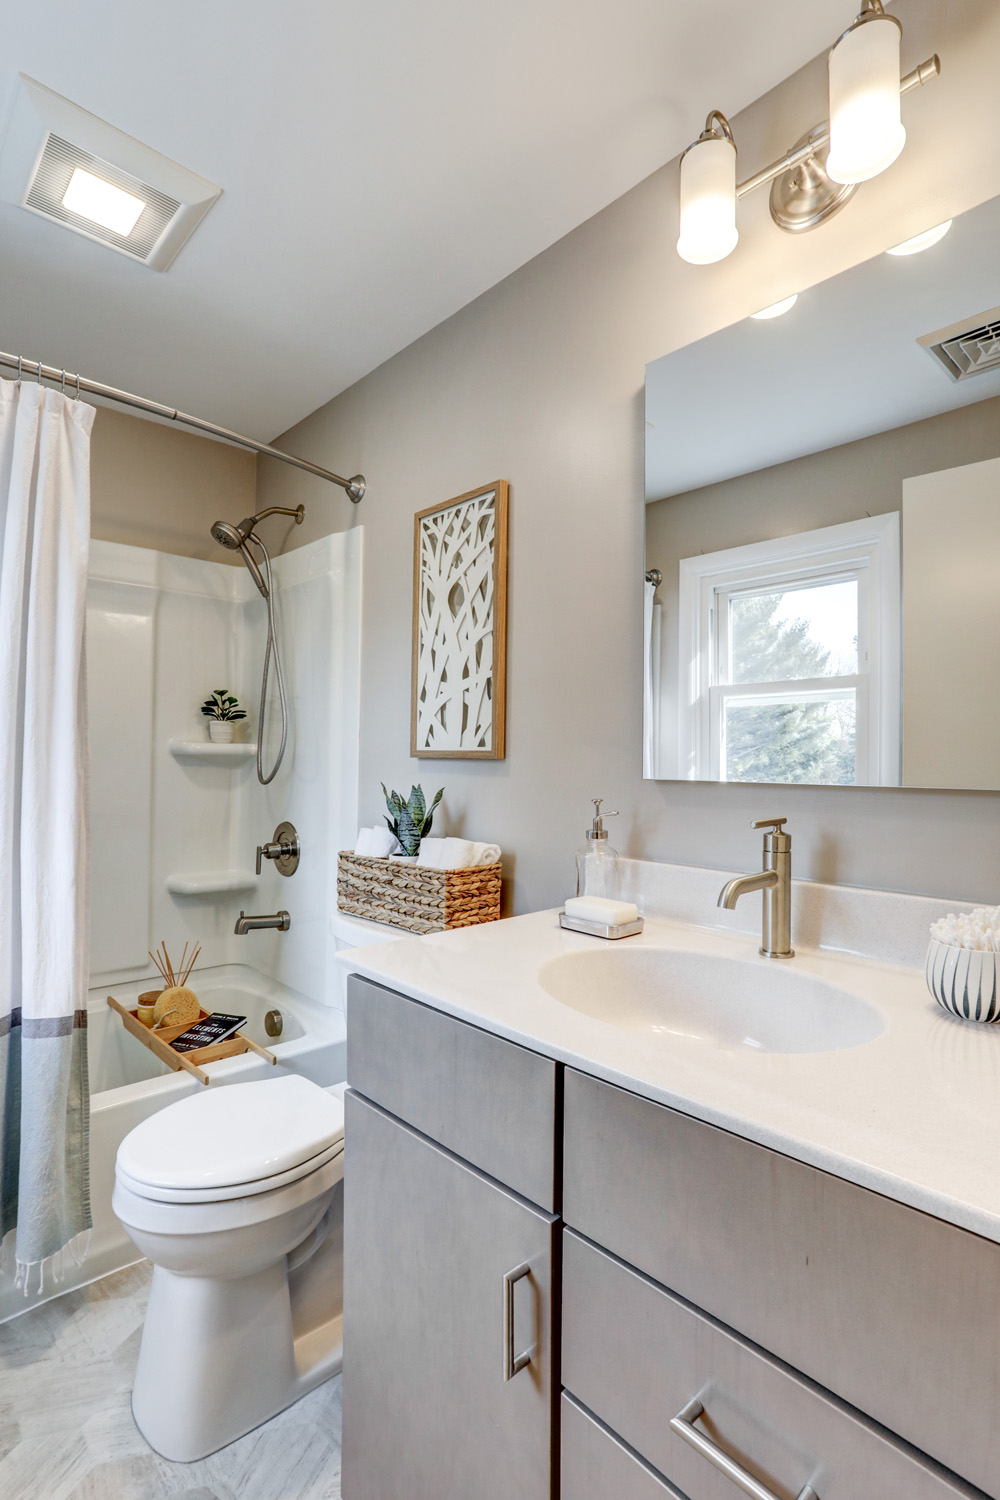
(675, 516, 900, 786)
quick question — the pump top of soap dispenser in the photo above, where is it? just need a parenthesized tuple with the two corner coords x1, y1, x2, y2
(586, 798, 618, 840)
(577, 799, 621, 900)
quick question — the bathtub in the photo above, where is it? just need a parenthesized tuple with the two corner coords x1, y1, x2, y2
(0, 964, 345, 1324)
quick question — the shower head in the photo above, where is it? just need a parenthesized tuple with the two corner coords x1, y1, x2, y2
(210, 505, 305, 598)
(211, 505, 304, 551)
(211, 517, 254, 550)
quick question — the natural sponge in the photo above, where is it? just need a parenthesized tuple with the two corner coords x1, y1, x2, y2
(154, 986, 201, 1029)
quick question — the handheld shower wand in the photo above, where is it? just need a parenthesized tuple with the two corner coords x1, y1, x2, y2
(210, 505, 304, 784)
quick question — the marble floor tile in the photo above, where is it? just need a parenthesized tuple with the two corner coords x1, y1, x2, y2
(0, 1261, 343, 1499)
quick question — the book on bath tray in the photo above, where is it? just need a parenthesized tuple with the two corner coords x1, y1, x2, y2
(170, 1013, 247, 1053)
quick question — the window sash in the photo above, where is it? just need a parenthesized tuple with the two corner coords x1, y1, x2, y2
(676, 513, 899, 786)
(709, 679, 864, 783)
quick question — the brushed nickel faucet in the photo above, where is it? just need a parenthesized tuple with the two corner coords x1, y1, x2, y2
(717, 818, 793, 959)
(234, 910, 291, 934)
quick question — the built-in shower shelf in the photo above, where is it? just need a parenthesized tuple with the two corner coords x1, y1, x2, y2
(166, 870, 258, 897)
(168, 738, 255, 765)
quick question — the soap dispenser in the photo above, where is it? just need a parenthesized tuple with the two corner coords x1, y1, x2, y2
(576, 799, 621, 900)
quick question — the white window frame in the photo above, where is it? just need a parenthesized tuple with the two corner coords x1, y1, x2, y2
(677, 513, 900, 786)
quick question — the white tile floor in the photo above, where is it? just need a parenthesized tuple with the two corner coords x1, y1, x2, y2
(0, 1261, 343, 1500)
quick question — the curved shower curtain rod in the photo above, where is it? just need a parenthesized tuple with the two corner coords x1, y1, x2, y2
(0, 349, 365, 501)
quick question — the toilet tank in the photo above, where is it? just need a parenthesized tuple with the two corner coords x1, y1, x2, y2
(330, 912, 402, 1009)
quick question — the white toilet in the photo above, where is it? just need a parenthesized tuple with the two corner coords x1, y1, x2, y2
(113, 1073, 345, 1462)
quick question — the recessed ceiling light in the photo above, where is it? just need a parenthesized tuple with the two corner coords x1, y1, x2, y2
(0, 75, 221, 271)
(62, 167, 145, 235)
(751, 294, 798, 320)
(886, 220, 952, 256)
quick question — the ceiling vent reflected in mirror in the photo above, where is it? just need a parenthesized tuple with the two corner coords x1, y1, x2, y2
(0, 75, 220, 270)
(921, 310, 1000, 383)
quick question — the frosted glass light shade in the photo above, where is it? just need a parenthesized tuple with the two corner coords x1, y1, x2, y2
(827, 15, 905, 185)
(62, 167, 145, 235)
(677, 135, 738, 265)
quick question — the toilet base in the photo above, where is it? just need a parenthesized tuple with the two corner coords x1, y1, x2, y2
(130, 1189, 344, 1462)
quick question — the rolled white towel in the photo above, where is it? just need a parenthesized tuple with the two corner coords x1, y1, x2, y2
(355, 826, 401, 857)
(416, 837, 502, 869)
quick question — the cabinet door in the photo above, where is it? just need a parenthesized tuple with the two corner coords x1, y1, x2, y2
(342, 1090, 558, 1500)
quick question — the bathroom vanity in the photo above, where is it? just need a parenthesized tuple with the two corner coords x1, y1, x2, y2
(340, 899, 1000, 1500)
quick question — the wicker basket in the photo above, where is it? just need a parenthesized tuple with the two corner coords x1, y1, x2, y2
(337, 851, 502, 934)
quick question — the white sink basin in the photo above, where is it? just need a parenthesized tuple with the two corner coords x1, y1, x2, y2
(538, 947, 884, 1054)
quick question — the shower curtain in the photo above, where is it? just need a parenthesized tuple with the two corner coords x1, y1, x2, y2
(0, 379, 94, 1288)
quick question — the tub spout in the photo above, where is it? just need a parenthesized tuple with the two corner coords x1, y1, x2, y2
(235, 910, 291, 934)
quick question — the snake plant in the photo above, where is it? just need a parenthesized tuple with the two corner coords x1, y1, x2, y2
(382, 783, 444, 857)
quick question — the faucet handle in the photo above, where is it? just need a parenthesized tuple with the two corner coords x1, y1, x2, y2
(752, 817, 787, 832)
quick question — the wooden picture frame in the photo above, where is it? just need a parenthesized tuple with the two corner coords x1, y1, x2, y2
(411, 481, 508, 759)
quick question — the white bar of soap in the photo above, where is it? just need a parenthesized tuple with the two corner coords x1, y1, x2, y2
(564, 896, 639, 926)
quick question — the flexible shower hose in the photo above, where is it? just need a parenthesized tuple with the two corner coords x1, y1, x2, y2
(248, 535, 288, 785)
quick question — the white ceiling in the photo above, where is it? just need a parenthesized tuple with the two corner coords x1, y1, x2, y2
(1, 1, 856, 441)
(645, 191, 1000, 501)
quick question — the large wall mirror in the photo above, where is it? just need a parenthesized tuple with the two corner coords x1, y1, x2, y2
(644, 192, 1000, 791)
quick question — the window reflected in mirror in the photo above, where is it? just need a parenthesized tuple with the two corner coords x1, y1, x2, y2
(644, 192, 1000, 791)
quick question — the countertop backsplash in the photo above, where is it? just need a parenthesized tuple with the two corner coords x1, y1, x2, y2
(618, 857, 981, 971)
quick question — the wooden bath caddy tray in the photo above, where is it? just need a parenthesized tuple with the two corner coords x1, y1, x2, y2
(107, 996, 277, 1087)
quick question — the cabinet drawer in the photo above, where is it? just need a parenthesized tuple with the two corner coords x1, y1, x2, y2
(346, 975, 558, 1210)
(562, 1393, 687, 1500)
(563, 1231, 980, 1500)
(563, 1069, 1000, 1497)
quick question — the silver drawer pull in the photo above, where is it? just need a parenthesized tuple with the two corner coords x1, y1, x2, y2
(502, 1262, 532, 1381)
(671, 1398, 819, 1500)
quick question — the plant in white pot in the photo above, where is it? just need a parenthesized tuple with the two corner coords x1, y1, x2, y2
(200, 688, 247, 743)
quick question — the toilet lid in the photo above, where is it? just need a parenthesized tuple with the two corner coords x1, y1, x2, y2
(116, 1074, 344, 1194)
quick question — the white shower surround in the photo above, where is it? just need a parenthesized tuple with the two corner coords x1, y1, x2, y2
(0, 530, 362, 1322)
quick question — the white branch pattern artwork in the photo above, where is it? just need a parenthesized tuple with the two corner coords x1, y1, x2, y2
(413, 486, 504, 756)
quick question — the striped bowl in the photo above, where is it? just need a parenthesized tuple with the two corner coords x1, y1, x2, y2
(926, 938, 1000, 1023)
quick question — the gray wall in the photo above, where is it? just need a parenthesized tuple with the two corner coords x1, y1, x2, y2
(258, 0, 1000, 911)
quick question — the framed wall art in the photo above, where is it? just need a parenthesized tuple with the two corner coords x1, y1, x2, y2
(411, 480, 508, 759)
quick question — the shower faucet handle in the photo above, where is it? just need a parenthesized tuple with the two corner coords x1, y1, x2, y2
(256, 821, 301, 877)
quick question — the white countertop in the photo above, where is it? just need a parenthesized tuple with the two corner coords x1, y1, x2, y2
(340, 906, 1000, 1245)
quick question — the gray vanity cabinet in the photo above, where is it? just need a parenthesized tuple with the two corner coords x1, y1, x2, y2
(562, 1067, 998, 1500)
(342, 977, 997, 1500)
(342, 977, 560, 1500)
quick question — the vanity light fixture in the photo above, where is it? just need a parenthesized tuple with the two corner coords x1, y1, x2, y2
(827, 2, 906, 185)
(676, 3, 939, 265)
(885, 219, 952, 256)
(676, 111, 739, 265)
(751, 294, 799, 320)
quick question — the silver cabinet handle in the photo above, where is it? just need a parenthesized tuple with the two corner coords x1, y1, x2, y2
(502, 1262, 532, 1381)
(671, 1398, 819, 1500)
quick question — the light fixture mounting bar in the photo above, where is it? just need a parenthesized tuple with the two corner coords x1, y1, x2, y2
(734, 54, 939, 201)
